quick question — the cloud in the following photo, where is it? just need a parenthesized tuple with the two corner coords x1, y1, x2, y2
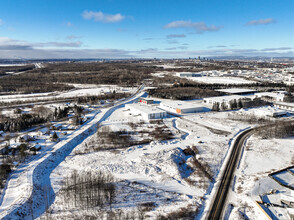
(0, 44, 33, 50)
(207, 45, 227, 49)
(167, 40, 179, 44)
(0, 37, 32, 50)
(66, 22, 73, 27)
(143, 38, 154, 41)
(139, 48, 158, 53)
(0, 37, 83, 51)
(66, 35, 81, 40)
(165, 46, 188, 50)
(167, 34, 186, 38)
(246, 18, 276, 26)
(0, 19, 3, 25)
(36, 41, 83, 48)
(82, 10, 125, 23)
(117, 28, 127, 32)
(260, 47, 292, 51)
(0, 37, 293, 59)
(165, 47, 177, 50)
(164, 20, 222, 33)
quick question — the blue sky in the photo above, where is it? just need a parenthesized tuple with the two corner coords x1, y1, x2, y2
(0, 0, 293, 58)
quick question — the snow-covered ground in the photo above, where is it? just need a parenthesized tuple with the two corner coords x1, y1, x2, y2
(0, 64, 28, 67)
(0, 86, 144, 219)
(39, 106, 257, 219)
(0, 85, 136, 103)
(184, 76, 256, 84)
(155, 64, 186, 69)
(151, 71, 171, 78)
(1, 87, 292, 219)
(226, 135, 294, 220)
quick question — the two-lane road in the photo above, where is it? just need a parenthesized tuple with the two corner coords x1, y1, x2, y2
(207, 128, 254, 220)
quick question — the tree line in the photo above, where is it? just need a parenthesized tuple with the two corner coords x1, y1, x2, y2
(148, 86, 221, 100)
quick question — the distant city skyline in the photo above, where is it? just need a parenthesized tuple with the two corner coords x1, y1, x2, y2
(0, 0, 293, 58)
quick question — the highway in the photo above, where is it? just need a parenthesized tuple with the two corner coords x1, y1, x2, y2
(206, 128, 254, 220)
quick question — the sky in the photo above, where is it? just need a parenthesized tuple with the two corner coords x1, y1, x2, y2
(0, 0, 293, 59)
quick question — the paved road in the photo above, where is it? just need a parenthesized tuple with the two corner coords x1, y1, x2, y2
(206, 119, 294, 219)
(206, 128, 254, 220)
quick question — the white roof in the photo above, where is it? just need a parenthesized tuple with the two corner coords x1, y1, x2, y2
(275, 102, 294, 107)
(204, 95, 244, 102)
(253, 107, 287, 116)
(255, 92, 285, 98)
(216, 88, 256, 94)
(160, 101, 204, 109)
(126, 103, 165, 114)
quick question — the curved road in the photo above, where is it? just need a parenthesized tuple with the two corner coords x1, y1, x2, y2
(0, 84, 144, 219)
(206, 128, 254, 220)
(206, 119, 294, 219)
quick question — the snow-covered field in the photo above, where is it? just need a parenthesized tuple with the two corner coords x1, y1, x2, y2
(1, 85, 292, 220)
(0, 64, 28, 67)
(226, 135, 294, 219)
(38, 107, 256, 219)
(185, 76, 256, 84)
(155, 64, 186, 69)
(0, 86, 144, 219)
(0, 84, 136, 103)
(151, 71, 170, 78)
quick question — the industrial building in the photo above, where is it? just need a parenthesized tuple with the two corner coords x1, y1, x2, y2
(216, 88, 256, 95)
(176, 72, 202, 77)
(138, 97, 154, 104)
(203, 95, 246, 108)
(252, 107, 287, 118)
(255, 91, 286, 102)
(274, 102, 294, 111)
(159, 101, 205, 114)
(125, 103, 166, 120)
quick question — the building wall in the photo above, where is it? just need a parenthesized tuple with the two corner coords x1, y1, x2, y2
(160, 103, 204, 114)
(274, 103, 294, 111)
(125, 104, 166, 120)
(148, 111, 166, 119)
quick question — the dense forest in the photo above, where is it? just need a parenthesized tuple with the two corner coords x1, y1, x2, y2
(148, 86, 221, 100)
(0, 64, 35, 75)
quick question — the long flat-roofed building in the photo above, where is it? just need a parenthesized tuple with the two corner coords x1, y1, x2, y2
(203, 95, 244, 105)
(176, 72, 202, 77)
(216, 88, 256, 95)
(255, 92, 286, 102)
(274, 102, 294, 111)
(159, 101, 205, 114)
(125, 103, 166, 120)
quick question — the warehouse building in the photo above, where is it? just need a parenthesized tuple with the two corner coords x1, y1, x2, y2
(159, 101, 205, 114)
(274, 102, 294, 111)
(138, 97, 154, 104)
(216, 88, 256, 95)
(203, 95, 245, 108)
(176, 72, 202, 77)
(255, 91, 286, 102)
(125, 103, 166, 120)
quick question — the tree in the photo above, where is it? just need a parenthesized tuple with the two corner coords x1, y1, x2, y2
(220, 102, 227, 111)
(230, 99, 237, 109)
(52, 132, 59, 141)
(237, 99, 243, 109)
(212, 102, 220, 111)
